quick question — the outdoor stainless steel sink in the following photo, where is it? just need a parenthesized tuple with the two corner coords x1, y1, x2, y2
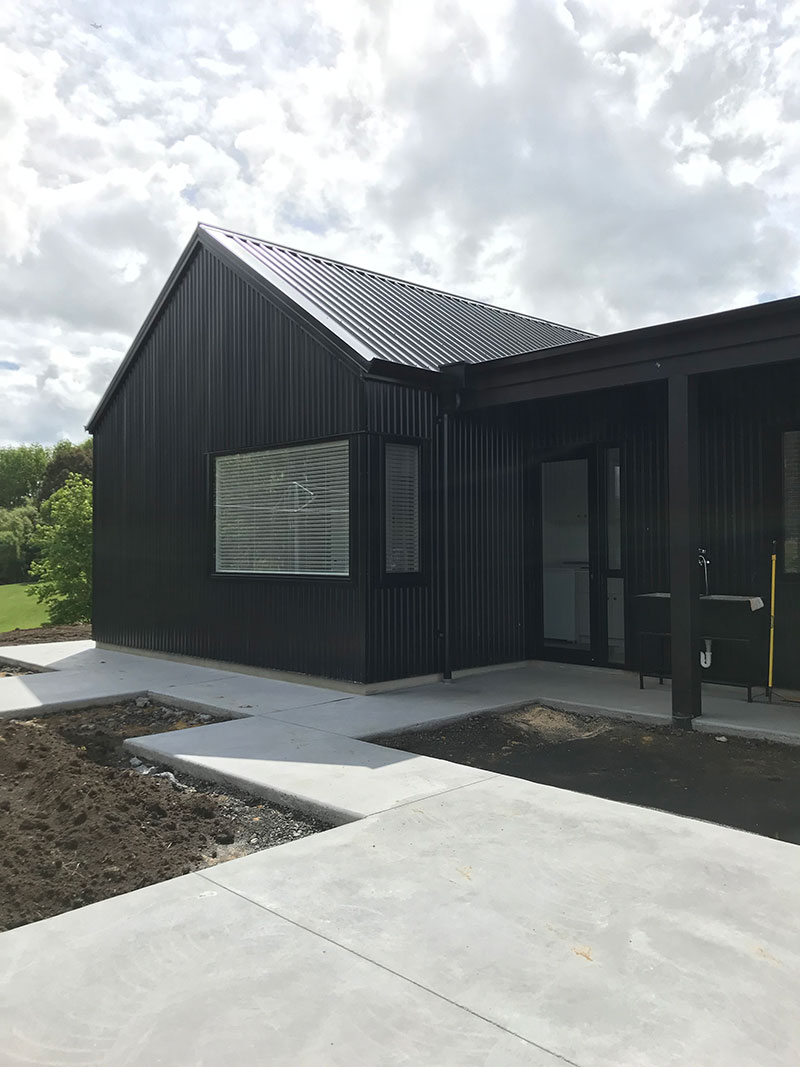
(633, 592, 765, 639)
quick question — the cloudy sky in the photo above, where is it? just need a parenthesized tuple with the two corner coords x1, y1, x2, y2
(2, 0, 799, 446)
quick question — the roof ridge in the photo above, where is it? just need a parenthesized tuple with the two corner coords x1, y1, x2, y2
(198, 223, 594, 338)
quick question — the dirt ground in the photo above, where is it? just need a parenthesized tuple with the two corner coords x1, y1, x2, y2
(0, 700, 331, 931)
(0, 623, 92, 645)
(375, 705, 800, 845)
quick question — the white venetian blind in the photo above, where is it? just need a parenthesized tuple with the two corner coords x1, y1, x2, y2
(385, 443, 420, 573)
(215, 440, 350, 576)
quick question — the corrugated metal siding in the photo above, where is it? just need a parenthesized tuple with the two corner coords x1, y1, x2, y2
(203, 225, 593, 371)
(698, 363, 800, 687)
(93, 245, 367, 681)
(366, 380, 437, 439)
(363, 382, 670, 682)
(441, 386, 668, 675)
(364, 381, 439, 682)
(451, 414, 527, 669)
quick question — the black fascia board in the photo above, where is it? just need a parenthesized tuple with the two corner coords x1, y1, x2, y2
(362, 359, 443, 390)
(463, 293, 800, 409)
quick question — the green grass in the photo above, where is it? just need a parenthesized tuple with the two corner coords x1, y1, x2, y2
(0, 582, 48, 632)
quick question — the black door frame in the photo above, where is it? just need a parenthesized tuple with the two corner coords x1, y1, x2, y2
(529, 443, 625, 667)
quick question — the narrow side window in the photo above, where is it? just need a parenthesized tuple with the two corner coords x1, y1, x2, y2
(385, 443, 420, 574)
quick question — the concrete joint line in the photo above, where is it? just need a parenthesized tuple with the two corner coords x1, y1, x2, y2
(365, 772, 500, 818)
(195, 871, 582, 1067)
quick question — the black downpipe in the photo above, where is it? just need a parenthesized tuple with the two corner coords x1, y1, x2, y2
(442, 409, 452, 681)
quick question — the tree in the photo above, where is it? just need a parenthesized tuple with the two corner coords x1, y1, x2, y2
(38, 439, 93, 503)
(0, 444, 49, 508)
(27, 474, 92, 624)
(0, 504, 38, 583)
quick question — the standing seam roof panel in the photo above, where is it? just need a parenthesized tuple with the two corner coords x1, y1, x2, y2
(201, 225, 593, 371)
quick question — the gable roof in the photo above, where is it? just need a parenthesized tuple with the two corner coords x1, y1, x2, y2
(87, 223, 593, 431)
(201, 224, 594, 372)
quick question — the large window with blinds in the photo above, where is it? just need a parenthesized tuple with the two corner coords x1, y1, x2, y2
(215, 440, 350, 576)
(385, 442, 420, 574)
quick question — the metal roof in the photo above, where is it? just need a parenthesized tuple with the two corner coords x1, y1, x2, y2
(201, 224, 594, 372)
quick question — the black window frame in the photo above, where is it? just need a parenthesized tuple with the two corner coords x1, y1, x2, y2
(378, 435, 429, 587)
(206, 435, 355, 584)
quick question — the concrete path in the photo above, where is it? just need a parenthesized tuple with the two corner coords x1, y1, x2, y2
(0, 644, 235, 718)
(3, 776, 799, 1066)
(2, 641, 800, 1064)
(127, 714, 495, 823)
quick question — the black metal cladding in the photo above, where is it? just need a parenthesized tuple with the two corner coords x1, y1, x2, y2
(364, 380, 439, 682)
(93, 246, 367, 681)
(698, 362, 800, 687)
(442, 385, 668, 673)
(449, 412, 527, 669)
(91, 233, 800, 689)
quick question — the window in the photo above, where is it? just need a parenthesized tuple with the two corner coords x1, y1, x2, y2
(215, 440, 349, 576)
(606, 447, 622, 572)
(605, 447, 624, 663)
(385, 443, 420, 573)
(783, 430, 800, 575)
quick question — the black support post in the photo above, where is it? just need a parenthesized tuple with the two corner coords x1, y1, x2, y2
(441, 410, 452, 681)
(668, 374, 701, 725)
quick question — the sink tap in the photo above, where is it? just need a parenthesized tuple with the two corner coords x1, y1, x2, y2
(698, 548, 710, 596)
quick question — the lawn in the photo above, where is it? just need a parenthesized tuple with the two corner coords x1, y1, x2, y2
(0, 582, 48, 632)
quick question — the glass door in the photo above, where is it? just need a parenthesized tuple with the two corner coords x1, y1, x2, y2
(538, 446, 626, 666)
(541, 457, 591, 653)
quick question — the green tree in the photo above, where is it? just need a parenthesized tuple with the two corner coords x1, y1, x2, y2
(27, 474, 92, 624)
(0, 444, 49, 508)
(0, 504, 38, 583)
(38, 439, 93, 503)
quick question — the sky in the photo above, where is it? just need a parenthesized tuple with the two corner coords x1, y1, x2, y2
(1, 0, 799, 446)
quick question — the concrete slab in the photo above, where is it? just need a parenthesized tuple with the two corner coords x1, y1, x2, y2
(125, 714, 496, 823)
(276, 661, 675, 739)
(148, 673, 349, 718)
(0, 670, 146, 718)
(0, 640, 234, 688)
(0, 638, 95, 670)
(695, 694, 800, 745)
(0, 868, 551, 1067)
(204, 775, 800, 1067)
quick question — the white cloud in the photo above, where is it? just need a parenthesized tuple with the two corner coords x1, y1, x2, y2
(0, 0, 798, 444)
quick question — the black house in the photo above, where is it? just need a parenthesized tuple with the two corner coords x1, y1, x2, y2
(87, 224, 800, 723)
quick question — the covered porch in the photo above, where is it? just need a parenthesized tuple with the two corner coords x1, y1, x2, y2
(454, 294, 800, 726)
(445, 659, 800, 747)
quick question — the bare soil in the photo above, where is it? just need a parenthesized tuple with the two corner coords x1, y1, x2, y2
(375, 704, 800, 844)
(0, 623, 92, 645)
(0, 700, 331, 931)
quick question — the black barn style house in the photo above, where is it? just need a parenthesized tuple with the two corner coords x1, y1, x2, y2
(87, 224, 800, 724)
